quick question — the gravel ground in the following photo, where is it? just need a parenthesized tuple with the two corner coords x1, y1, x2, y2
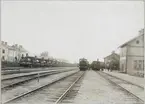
(99, 72, 144, 101)
(103, 70, 144, 88)
(2, 69, 79, 103)
(71, 70, 143, 104)
(2, 67, 77, 75)
(2, 67, 77, 80)
(60, 71, 85, 104)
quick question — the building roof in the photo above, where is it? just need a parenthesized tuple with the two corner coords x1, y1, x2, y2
(104, 52, 119, 60)
(119, 29, 144, 48)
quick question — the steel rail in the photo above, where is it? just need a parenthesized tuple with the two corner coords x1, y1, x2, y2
(101, 71, 144, 89)
(96, 71, 144, 103)
(54, 71, 85, 104)
(2, 70, 69, 90)
(2, 69, 75, 81)
(3, 71, 79, 104)
(2, 71, 56, 81)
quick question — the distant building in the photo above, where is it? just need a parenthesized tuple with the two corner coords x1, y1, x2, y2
(119, 29, 144, 77)
(1, 41, 28, 62)
(104, 51, 120, 69)
(1, 41, 9, 61)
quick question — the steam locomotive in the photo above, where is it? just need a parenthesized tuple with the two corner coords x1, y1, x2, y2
(19, 56, 52, 68)
(79, 58, 89, 71)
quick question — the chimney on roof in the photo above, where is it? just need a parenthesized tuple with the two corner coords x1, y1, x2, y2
(112, 51, 115, 54)
(5, 42, 7, 45)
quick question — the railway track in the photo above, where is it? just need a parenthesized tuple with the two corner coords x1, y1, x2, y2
(3, 70, 84, 104)
(2, 67, 24, 70)
(101, 71, 144, 89)
(58, 71, 85, 104)
(2, 70, 80, 104)
(2, 69, 75, 90)
(2, 67, 72, 75)
(96, 71, 144, 103)
(54, 71, 85, 104)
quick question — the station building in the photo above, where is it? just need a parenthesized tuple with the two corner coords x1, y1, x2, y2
(119, 29, 144, 77)
(104, 51, 120, 69)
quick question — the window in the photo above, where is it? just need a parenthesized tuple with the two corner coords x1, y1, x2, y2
(2, 49, 5, 53)
(136, 40, 139, 44)
(122, 64, 124, 70)
(138, 60, 142, 70)
(134, 60, 137, 69)
(134, 60, 144, 70)
(2, 56, 5, 60)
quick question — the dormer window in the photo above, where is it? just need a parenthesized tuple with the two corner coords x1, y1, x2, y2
(136, 40, 139, 44)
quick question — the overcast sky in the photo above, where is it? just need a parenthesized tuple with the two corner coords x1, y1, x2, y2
(1, 1, 144, 63)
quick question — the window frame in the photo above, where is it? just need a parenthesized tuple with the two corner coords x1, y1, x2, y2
(136, 40, 139, 44)
(2, 49, 5, 53)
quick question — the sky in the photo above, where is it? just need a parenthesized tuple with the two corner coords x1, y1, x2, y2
(1, 1, 144, 63)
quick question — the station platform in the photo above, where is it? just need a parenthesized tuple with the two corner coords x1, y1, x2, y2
(72, 70, 142, 104)
(103, 69, 144, 88)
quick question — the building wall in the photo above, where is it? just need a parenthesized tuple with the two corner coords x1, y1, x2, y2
(8, 49, 15, 62)
(120, 33, 144, 77)
(126, 35, 144, 77)
(128, 35, 144, 47)
(104, 52, 120, 69)
(119, 46, 127, 72)
(127, 56, 144, 77)
(1, 42, 28, 62)
(104, 56, 110, 68)
(1, 41, 9, 61)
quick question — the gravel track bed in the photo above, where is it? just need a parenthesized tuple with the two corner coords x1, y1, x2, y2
(71, 70, 143, 104)
(2, 70, 79, 104)
(8, 71, 83, 104)
(98, 71, 144, 101)
(59, 71, 86, 104)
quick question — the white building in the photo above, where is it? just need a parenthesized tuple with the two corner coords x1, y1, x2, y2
(1, 41, 28, 62)
(1, 41, 9, 61)
(119, 29, 144, 77)
(8, 44, 28, 62)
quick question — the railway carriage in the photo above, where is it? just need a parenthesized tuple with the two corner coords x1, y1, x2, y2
(91, 61, 100, 71)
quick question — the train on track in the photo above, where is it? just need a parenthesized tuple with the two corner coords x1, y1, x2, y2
(18, 56, 77, 68)
(19, 56, 56, 68)
(91, 60, 100, 71)
(79, 58, 89, 71)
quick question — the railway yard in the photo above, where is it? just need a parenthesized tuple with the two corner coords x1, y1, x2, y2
(1, 67, 144, 104)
